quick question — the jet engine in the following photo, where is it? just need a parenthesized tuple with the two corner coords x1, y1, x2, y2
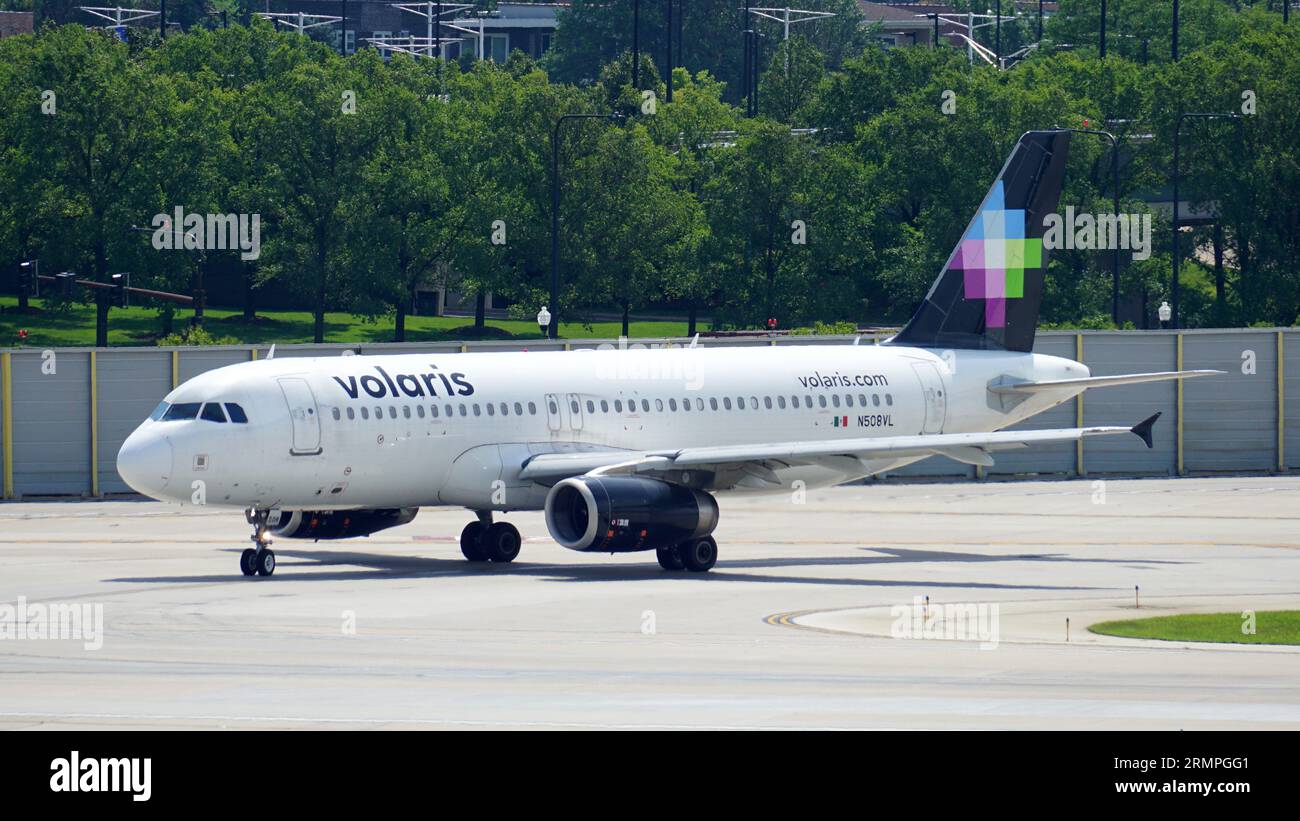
(544, 476, 719, 553)
(268, 508, 418, 540)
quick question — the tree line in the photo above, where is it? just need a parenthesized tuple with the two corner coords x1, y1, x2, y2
(1, 1, 1298, 347)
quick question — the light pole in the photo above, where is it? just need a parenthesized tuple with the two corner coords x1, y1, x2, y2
(17, 260, 37, 313)
(1172, 112, 1241, 328)
(1158, 301, 1171, 329)
(550, 113, 623, 339)
(536, 306, 551, 337)
(665, 0, 673, 102)
(1100, 0, 1107, 58)
(632, 0, 640, 89)
(1172, 0, 1179, 61)
(1061, 126, 1122, 326)
(995, 0, 1001, 65)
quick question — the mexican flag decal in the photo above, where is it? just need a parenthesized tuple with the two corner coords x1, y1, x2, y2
(833, 415, 849, 428)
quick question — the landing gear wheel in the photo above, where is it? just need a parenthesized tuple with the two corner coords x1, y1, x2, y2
(460, 521, 488, 562)
(255, 548, 276, 577)
(656, 545, 685, 571)
(483, 522, 522, 563)
(239, 548, 257, 576)
(680, 536, 718, 573)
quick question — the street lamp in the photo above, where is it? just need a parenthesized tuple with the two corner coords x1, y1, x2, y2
(550, 112, 624, 339)
(17, 260, 37, 312)
(1172, 112, 1242, 328)
(632, 0, 640, 89)
(1158, 300, 1171, 329)
(537, 306, 551, 337)
(1059, 126, 1122, 326)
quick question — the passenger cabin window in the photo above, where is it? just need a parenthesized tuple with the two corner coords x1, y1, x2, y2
(163, 403, 202, 421)
(200, 403, 227, 423)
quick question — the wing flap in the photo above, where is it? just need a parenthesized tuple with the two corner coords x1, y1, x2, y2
(668, 424, 1144, 467)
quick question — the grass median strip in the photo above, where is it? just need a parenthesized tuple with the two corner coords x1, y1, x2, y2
(1090, 610, 1300, 645)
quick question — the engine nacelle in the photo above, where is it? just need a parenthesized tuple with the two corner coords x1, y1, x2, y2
(268, 508, 418, 540)
(544, 476, 719, 553)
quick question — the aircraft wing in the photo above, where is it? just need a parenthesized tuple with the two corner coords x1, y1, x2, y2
(518, 414, 1161, 484)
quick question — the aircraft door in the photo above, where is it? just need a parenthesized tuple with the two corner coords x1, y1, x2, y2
(278, 377, 322, 455)
(911, 362, 947, 434)
(544, 393, 563, 433)
(566, 393, 584, 431)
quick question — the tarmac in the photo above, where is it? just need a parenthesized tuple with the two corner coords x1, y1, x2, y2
(2, 475, 1299, 729)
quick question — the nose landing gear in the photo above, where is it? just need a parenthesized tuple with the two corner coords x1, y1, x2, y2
(460, 511, 521, 563)
(241, 508, 276, 577)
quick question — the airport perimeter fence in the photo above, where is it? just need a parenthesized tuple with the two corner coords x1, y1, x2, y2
(0, 329, 1295, 498)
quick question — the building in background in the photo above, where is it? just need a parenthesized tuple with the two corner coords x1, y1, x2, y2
(0, 10, 35, 38)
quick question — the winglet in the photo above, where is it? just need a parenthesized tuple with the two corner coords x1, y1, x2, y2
(1130, 412, 1161, 449)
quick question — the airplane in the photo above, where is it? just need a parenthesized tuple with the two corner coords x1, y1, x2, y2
(116, 130, 1217, 577)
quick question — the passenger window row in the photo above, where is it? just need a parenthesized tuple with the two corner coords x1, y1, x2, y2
(326, 392, 893, 423)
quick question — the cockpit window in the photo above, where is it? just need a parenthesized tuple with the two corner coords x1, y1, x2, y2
(225, 403, 248, 424)
(149, 402, 169, 421)
(200, 403, 227, 423)
(162, 402, 202, 421)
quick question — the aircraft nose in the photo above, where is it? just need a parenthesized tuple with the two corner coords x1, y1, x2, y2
(116, 427, 173, 498)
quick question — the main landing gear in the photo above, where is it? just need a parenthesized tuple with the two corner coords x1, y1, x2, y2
(460, 511, 521, 564)
(657, 536, 718, 573)
(240, 508, 277, 577)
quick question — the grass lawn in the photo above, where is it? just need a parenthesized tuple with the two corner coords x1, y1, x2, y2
(0, 296, 688, 347)
(1089, 610, 1300, 646)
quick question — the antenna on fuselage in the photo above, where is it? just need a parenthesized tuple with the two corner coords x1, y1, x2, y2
(853, 335, 861, 346)
(266, 344, 276, 360)
(689, 334, 699, 349)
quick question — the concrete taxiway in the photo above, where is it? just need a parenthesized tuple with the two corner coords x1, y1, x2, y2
(1, 476, 1299, 730)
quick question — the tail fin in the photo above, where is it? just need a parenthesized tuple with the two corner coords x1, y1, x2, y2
(888, 130, 1070, 353)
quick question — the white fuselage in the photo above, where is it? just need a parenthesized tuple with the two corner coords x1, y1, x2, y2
(116, 343, 1087, 512)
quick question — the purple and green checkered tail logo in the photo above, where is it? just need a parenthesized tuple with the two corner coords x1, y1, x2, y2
(951, 180, 1043, 329)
